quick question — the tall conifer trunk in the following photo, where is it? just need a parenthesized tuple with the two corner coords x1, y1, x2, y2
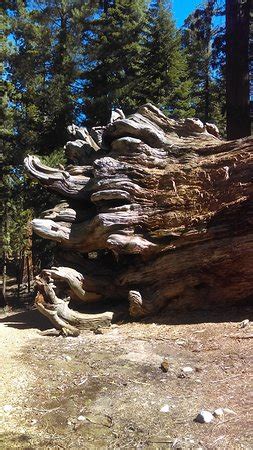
(226, 0, 250, 139)
(2, 201, 9, 307)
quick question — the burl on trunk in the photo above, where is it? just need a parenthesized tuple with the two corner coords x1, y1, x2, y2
(25, 104, 253, 336)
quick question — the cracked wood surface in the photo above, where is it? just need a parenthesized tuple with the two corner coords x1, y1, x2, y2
(24, 103, 253, 333)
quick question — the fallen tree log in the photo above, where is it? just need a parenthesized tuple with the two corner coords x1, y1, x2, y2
(25, 104, 253, 336)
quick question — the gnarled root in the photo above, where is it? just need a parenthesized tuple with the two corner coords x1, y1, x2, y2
(128, 290, 149, 318)
(42, 267, 103, 303)
(35, 273, 113, 337)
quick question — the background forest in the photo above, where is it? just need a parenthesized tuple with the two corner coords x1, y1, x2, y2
(0, 0, 248, 304)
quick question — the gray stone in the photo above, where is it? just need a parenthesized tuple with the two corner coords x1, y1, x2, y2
(223, 407, 237, 415)
(195, 410, 214, 423)
(77, 415, 86, 421)
(3, 405, 13, 413)
(181, 366, 194, 374)
(213, 408, 224, 418)
(160, 404, 170, 413)
(239, 319, 250, 328)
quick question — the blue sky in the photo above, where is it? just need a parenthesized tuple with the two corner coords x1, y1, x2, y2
(172, 0, 202, 27)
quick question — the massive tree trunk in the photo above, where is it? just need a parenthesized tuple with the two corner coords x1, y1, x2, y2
(25, 104, 253, 336)
(226, 0, 251, 139)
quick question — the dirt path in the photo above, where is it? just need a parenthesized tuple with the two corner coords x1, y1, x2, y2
(0, 314, 43, 448)
(0, 307, 252, 449)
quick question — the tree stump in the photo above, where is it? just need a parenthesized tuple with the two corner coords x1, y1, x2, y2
(25, 104, 253, 335)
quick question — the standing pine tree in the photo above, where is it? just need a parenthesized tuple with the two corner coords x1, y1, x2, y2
(83, 0, 147, 126)
(141, 0, 194, 118)
(4, 0, 96, 161)
(182, 0, 226, 130)
(1, 1, 96, 298)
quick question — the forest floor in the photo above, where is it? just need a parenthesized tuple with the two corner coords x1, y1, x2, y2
(0, 305, 252, 449)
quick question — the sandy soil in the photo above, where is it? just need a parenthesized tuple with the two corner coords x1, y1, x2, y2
(0, 306, 252, 449)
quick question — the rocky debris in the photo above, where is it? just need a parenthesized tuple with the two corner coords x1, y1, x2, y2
(160, 404, 170, 413)
(195, 410, 214, 423)
(181, 366, 194, 374)
(77, 415, 86, 421)
(160, 358, 169, 373)
(93, 327, 112, 335)
(239, 319, 250, 328)
(2, 405, 13, 413)
(223, 407, 237, 415)
(30, 419, 38, 425)
(195, 407, 237, 424)
(93, 327, 104, 335)
(178, 366, 194, 378)
(175, 340, 187, 346)
(213, 408, 224, 418)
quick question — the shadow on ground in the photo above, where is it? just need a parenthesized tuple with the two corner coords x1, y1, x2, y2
(145, 301, 253, 326)
(0, 432, 32, 446)
(0, 299, 252, 333)
(0, 309, 50, 331)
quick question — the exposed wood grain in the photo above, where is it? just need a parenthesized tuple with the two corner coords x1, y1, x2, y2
(24, 104, 253, 333)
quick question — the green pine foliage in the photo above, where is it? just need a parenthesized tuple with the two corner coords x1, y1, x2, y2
(83, 0, 147, 126)
(4, 0, 94, 161)
(40, 147, 66, 168)
(2, 1, 94, 273)
(2, 169, 33, 260)
(182, 0, 226, 131)
(141, 0, 194, 118)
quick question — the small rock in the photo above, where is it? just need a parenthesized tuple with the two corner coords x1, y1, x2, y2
(63, 355, 72, 361)
(195, 410, 214, 423)
(161, 358, 169, 373)
(177, 372, 186, 379)
(93, 328, 104, 335)
(175, 339, 187, 346)
(160, 404, 170, 413)
(213, 408, 224, 418)
(223, 407, 237, 415)
(31, 419, 38, 425)
(239, 319, 250, 328)
(182, 366, 194, 374)
(3, 405, 13, 413)
(77, 415, 86, 421)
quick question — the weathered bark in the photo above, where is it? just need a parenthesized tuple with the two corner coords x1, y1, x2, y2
(226, 0, 251, 139)
(25, 103, 253, 334)
(35, 270, 113, 336)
